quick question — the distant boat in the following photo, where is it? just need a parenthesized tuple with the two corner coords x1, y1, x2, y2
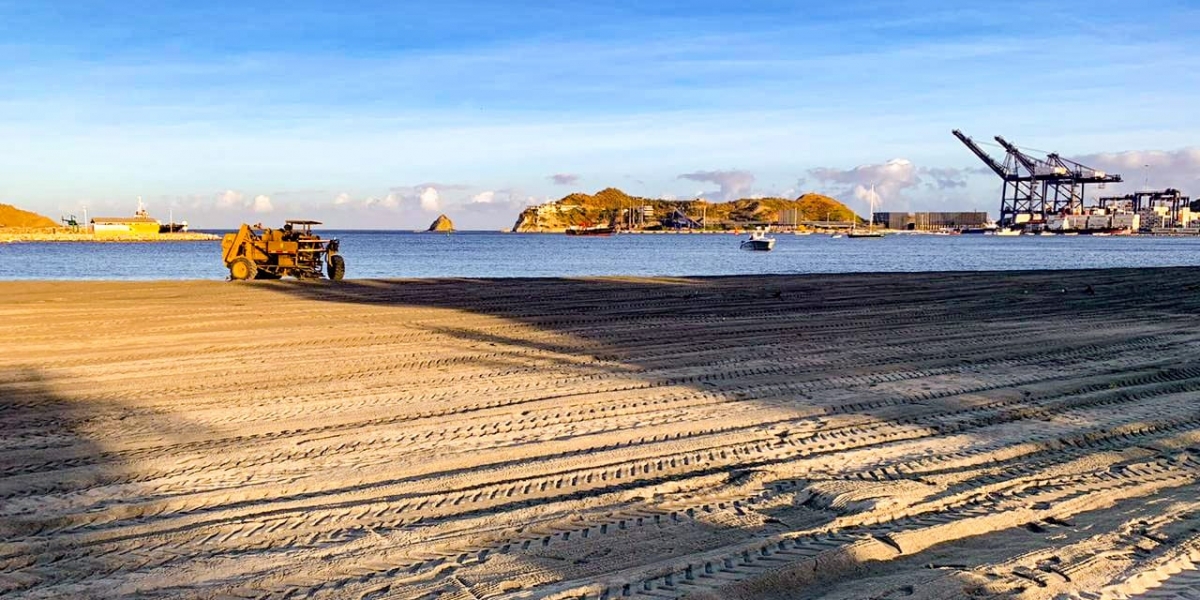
(565, 224, 616, 236)
(848, 186, 885, 238)
(847, 229, 884, 238)
(830, 233, 844, 239)
(740, 227, 775, 251)
(990, 228, 1022, 236)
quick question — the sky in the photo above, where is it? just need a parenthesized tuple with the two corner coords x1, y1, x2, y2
(2, 0, 1198, 229)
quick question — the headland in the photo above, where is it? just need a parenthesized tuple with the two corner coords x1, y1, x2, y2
(512, 187, 858, 232)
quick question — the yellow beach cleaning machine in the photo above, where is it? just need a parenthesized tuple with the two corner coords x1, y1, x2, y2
(221, 220, 345, 281)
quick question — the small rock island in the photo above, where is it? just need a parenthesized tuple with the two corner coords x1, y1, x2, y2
(427, 214, 455, 232)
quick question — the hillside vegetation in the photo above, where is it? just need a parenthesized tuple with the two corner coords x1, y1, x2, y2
(512, 188, 858, 232)
(0, 203, 58, 228)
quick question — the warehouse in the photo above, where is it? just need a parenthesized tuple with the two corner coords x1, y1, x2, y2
(872, 211, 990, 231)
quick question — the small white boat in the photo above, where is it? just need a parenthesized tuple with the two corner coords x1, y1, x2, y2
(740, 227, 776, 251)
(830, 233, 844, 239)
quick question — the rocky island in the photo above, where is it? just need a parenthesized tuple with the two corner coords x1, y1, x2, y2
(427, 214, 455, 232)
(511, 187, 858, 232)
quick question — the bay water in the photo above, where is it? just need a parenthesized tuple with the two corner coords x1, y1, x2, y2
(2, 231, 1198, 281)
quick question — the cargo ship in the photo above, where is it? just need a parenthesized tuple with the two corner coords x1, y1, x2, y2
(94, 198, 188, 234)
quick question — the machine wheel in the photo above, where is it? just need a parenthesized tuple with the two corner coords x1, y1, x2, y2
(229, 257, 258, 281)
(327, 255, 345, 281)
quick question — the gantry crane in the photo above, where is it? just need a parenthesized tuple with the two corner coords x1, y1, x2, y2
(952, 130, 1123, 228)
(1098, 188, 1193, 229)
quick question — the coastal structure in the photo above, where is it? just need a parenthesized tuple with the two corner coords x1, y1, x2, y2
(872, 211, 989, 232)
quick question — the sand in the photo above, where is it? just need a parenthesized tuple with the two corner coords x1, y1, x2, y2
(3, 269, 1200, 600)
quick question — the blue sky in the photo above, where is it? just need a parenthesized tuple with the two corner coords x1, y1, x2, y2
(2, 0, 1198, 228)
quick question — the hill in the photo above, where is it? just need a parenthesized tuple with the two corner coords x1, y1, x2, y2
(0, 203, 58, 229)
(511, 188, 858, 232)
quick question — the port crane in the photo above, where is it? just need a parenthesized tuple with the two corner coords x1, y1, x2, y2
(952, 130, 1123, 228)
(1098, 188, 1193, 229)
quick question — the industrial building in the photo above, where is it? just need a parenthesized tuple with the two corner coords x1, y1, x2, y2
(872, 211, 989, 231)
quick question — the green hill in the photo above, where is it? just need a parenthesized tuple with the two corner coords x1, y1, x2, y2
(512, 189, 858, 232)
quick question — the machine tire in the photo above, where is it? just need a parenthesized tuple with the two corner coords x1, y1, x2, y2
(229, 257, 258, 281)
(327, 254, 346, 281)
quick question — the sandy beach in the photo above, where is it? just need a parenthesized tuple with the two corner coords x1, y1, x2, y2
(4, 269, 1200, 599)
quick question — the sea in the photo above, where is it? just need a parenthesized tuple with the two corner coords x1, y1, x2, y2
(2, 231, 1200, 281)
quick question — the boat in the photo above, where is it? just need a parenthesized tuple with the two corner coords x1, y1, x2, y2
(565, 224, 616, 236)
(740, 227, 775, 251)
(847, 186, 885, 238)
(990, 228, 1022, 236)
(830, 233, 844, 239)
(847, 229, 884, 238)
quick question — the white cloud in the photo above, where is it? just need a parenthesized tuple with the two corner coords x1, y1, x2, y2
(810, 159, 919, 210)
(334, 192, 352, 205)
(677, 169, 755, 201)
(252, 194, 274, 213)
(419, 186, 441, 212)
(471, 190, 496, 204)
(217, 189, 244, 209)
(1073, 148, 1200, 193)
